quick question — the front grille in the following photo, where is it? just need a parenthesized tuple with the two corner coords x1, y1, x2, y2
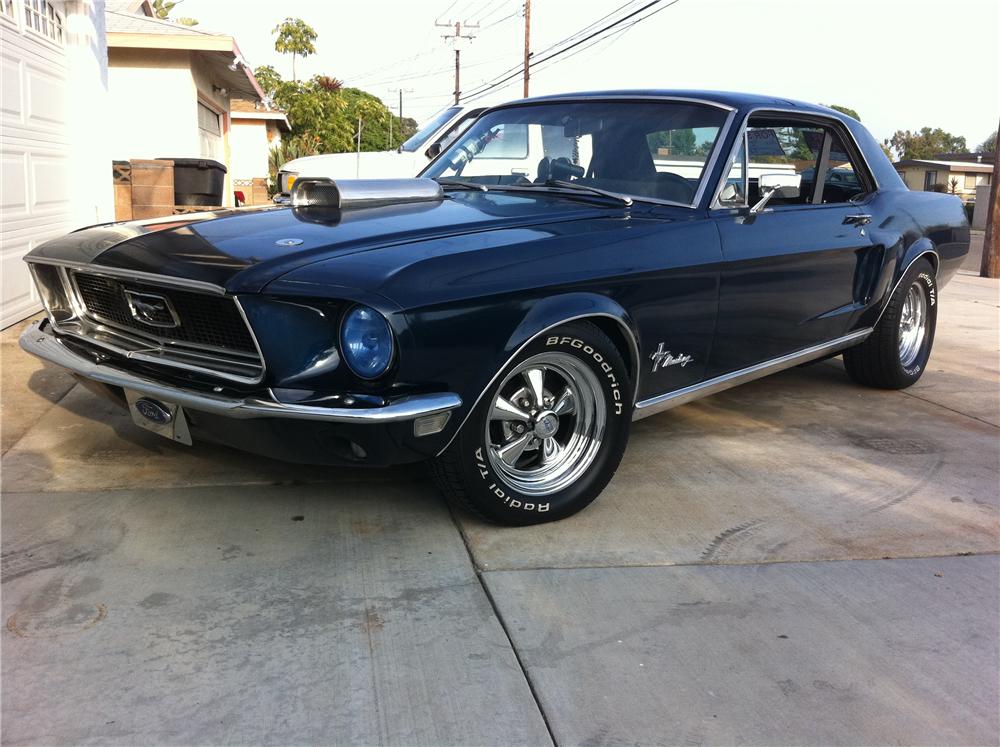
(73, 273, 257, 354)
(59, 270, 264, 383)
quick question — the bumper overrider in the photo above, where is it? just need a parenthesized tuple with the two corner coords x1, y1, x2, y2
(20, 319, 462, 467)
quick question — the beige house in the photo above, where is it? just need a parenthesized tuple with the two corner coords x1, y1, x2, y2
(229, 99, 290, 205)
(105, 0, 281, 207)
(894, 157, 993, 202)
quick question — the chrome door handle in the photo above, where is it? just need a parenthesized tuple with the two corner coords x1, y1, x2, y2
(843, 214, 872, 226)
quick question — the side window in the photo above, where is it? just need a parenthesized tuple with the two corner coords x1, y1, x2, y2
(434, 113, 479, 153)
(477, 123, 529, 159)
(718, 137, 747, 206)
(820, 131, 866, 203)
(745, 121, 823, 206)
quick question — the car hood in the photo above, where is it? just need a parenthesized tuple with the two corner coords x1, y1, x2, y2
(27, 192, 627, 293)
(282, 150, 422, 180)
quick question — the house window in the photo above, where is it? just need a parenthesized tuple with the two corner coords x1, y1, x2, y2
(964, 173, 978, 190)
(198, 101, 223, 161)
(23, 0, 63, 43)
(1, 0, 16, 21)
(923, 171, 938, 190)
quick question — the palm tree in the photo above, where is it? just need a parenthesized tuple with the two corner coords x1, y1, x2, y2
(272, 18, 317, 82)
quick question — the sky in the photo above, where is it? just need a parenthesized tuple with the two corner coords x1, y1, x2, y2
(181, 0, 999, 148)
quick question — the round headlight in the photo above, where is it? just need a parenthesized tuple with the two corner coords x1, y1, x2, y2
(341, 305, 394, 379)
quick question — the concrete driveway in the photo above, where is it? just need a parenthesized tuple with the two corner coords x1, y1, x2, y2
(2, 249, 997, 745)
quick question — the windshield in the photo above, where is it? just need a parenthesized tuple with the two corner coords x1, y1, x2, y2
(400, 106, 462, 152)
(422, 100, 730, 205)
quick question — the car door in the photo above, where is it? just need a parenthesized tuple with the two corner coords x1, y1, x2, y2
(708, 114, 878, 377)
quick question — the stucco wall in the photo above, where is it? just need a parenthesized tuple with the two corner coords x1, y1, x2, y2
(229, 119, 269, 181)
(107, 47, 234, 205)
(66, 0, 113, 227)
(107, 48, 199, 160)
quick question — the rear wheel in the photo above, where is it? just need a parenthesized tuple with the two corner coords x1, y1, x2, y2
(431, 321, 632, 525)
(844, 258, 937, 389)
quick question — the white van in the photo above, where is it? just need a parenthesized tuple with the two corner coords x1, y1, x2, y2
(275, 105, 486, 198)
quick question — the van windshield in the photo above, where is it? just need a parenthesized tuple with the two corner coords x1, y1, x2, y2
(422, 100, 729, 206)
(400, 107, 462, 152)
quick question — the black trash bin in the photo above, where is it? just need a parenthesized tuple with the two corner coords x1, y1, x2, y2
(162, 158, 227, 206)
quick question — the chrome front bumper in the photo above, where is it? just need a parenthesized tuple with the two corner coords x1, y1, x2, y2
(19, 319, 462, 425)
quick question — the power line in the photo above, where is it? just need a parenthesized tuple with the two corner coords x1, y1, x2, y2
(460, 0, 495, 22)
(455, 0, 651, 101)
(460, 0, 679, 102)
(477, 0, 519, 26)
(436, 0, 461, 22)
(481, 10, 519, 31)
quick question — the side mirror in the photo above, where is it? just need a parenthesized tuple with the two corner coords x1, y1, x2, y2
(425, 142, 442, 159)
(751, 172, 802, 213)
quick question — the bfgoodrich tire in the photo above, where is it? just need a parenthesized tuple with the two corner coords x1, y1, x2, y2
(844, 258, 937, 389)
(431, 321, 632, 525)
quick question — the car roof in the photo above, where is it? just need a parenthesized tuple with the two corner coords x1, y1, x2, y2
(496, 89, 838, 117)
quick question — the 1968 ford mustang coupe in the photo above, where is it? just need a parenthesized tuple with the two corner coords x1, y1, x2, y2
(21, 91, 969, 525)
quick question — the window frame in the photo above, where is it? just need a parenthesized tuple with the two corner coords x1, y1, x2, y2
(420, 95, 739, 210)
(22, 0, 64, 45)
(711, 109, 878, 210)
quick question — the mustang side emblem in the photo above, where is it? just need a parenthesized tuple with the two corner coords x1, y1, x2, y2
(650, 342, 693, 372)
(124, 290, 180, 328)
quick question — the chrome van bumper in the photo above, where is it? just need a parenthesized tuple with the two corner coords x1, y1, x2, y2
(19, 319, 461, 426)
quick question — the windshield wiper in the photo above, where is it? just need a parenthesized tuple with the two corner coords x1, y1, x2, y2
(529, 179, 633, 206)
(435, 178, 489, 192)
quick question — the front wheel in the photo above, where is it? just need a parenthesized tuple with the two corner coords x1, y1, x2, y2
(844, 258, 937, 389)
(431, 321, 632, 525)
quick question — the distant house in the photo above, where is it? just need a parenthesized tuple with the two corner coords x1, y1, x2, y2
(229, 98, 290, 204)
(894, 153, 994, 202)
(105, 0, 279, 209)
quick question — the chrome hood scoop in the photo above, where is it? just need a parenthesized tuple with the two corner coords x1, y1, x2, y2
(291, 178, 443, 210)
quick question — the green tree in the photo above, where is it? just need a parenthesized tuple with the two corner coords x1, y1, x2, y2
(889, 127, 968, 160)
(345, 91, 387, 152)
(977, 130, 997, 153)
(259, 67, 394, 156)
(254, 65, 282, 98)
(150, 0, 197, 25)
(827, 104, 860, 121)
(273, 17, 317, 82)
(398, 116, 418, 144)
(268, 134, 320, 194)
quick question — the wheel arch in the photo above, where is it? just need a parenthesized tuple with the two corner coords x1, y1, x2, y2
(436, 293, 641, 456)
(871, 240, 939, 328)
(505, 293, 641, 398)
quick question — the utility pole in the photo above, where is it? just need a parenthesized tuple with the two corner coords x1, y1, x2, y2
(980, 113, 1000, 278)
(523, 0, 531, 97)
(436, 19, 478, 105)
(389, 88, 412, 149)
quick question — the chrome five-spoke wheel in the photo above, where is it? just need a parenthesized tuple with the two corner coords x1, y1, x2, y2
(485, 352, 606, 497)
(898, 280, 927, 368)
(432, 320, 630, 525)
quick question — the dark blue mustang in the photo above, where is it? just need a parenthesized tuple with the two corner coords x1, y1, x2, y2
(20, 91, 969, 524)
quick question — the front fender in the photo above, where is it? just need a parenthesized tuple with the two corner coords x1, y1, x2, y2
(398, 291, 640, 455)
(506, 293, 641, 381)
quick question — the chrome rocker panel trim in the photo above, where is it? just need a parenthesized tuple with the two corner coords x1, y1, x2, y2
(20, 320, 462, 424)
(632, 328, 873, 421)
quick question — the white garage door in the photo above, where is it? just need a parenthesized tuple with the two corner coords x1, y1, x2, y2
(1, 1, 72, 329)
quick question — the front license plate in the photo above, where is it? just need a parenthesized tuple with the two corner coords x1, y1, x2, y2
(124, 389, 193, 446)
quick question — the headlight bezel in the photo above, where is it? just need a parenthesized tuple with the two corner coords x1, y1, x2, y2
(339, 304, 396, 381)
